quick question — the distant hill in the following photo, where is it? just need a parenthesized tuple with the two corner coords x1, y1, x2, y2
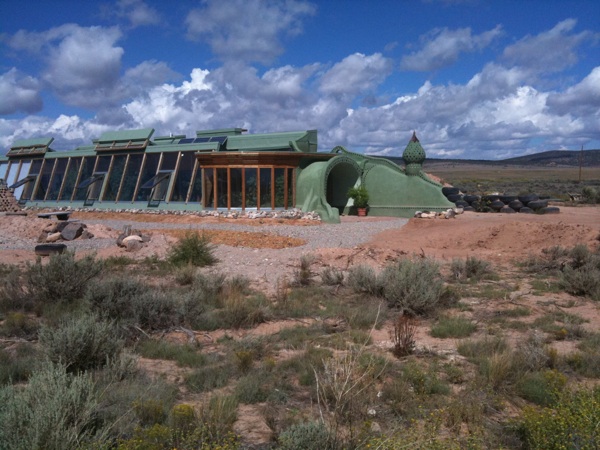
(380, 149, 600, 168)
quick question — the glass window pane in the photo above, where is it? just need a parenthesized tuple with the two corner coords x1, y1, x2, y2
(118, 154, 143, 202)
(59, 158, 81, 201)
(216, 168, 227, 208)
(188, 164, 202, 203)
(14, 161, 32, 200)
(274, 168, 285, 208)
(260, 168, 271, 209)
(103, 155, 126, 201)
(136, 153, 160, 201)
(230, 168, 242, 208)
(74, 157, 96, 201)
(46, 159, 68, 201)
(170, 152, 195, 202)
(33, 159, 55, 200)
(29, 159, 43, 175)
(6, 161, 21, 187)
(95, 155, 111, 173)
(0, 162, 8, 182)
(160, 152, 178, 171)
(245, 168, 257, 208)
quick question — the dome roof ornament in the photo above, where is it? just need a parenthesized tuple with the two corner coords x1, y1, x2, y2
(402, 131, 426, 175)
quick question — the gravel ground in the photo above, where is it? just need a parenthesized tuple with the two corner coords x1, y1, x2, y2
(0, 214, 409, 291)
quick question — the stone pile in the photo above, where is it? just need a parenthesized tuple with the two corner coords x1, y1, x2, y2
(116, 225, 151, 252)
(442, 187, 560, 214)
(38, 221, 93, 243)
(26, 206, 322, 221)
(414, 208, 464, 219)
(0, 181, 22, 212)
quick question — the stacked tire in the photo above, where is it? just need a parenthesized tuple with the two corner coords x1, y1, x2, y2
(441, 188, 559, 214)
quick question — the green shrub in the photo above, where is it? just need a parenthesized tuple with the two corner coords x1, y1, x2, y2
(278, 421, 330, 450)
(218, 293, 270, 329)
(0, 362, 103, 449)
(234, 372, 270, 404)
(86, 277, 180, 330)
(136, 339, 205, 368)
(457, 336, 509, 359)
(185, 362, 235, 393)
(561, 259, 600, 301)
(320, 266, 344, 286)
(347, 264, 382, 296)
(174, 264, 197, 285)
(519, 387, 600, 449)
(380, 258, 446, 315)
(25, 252, 103, 306)
(39, 313, 123, 373)
(293, 254, 315, 286)
(450, 256, 493, 282)
(168, 231, 217, 267)
(0, 312, 39, 338)
(0, 267, 31, 312)
(0, 344, 41, 385)
(581, 186, 599, 204)
(517, 370, 567, 406)
(430, 315, 477, 338)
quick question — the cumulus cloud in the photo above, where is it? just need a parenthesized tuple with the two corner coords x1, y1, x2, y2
(546, 66, 600, 116)
(0, 69, 43, 115)
(502, 19, 592, 73)
(400, 25, 502, 71)
(185, 0, 316, 63)
(319, 53, 393, 96)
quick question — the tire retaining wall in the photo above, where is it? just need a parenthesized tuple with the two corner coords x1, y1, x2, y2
(441, 187, 560, 214)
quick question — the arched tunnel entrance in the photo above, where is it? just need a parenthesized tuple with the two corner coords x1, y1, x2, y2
(325, 158, 361, 214)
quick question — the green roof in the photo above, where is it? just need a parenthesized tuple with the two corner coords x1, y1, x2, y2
(226, 130, 317, 152)
(11, 137, 54, 149)
(196, 128, 246, 137)
(96, 128, 154, 143)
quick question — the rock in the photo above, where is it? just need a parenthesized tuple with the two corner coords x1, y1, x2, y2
(55, 221, 71, 233)
(370, 421, 382, 434)
(140, 234, 152, 243)
(444, 209, 457, 219)
(60, 222, 84, 241)
(116, 232, 127, 247)
(46, 232, 62, 242)
(80, 230, 94, 239)
(123, 235, 143, 243)
(125, 240, 143, 252)
(37, 231, 48, 243)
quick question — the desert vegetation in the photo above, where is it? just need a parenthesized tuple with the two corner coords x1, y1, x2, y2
(1, 220, 600, 449)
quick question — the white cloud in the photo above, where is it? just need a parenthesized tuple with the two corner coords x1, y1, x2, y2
(546, 66, 600, 116)
(0, 69, 43, 115)
(114, 0, 160, 28)
(400, 25, 502, 71)
(319, 53, 393, 96)
(502, 19, 592, 73)
(185, 0, 316, 63)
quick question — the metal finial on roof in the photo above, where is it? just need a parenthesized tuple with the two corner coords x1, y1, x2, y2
(410, 131, 419, 142)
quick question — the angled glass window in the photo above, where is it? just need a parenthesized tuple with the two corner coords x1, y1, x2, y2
(187, 161, 202, 203)
(45, 159, 68, 201)
(73, 157, 96, 201)
(170, 152, 194, 202)
(103, 155, 126, 201)
(140, 172, 170, 189)
(33, 159, 56, 200)
(9, 175, 36, 189)
(59, 157, 82, 201)
(77, 173, 104, 189)
(118, 154, 143, 202)
(135, 153, 160, 201)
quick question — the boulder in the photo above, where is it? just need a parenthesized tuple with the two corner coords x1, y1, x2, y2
(125, 240, 144, 252)
(60, 222, 84, 241)
(123, 235, 143, 244)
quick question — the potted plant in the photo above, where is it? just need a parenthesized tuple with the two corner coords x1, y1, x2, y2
(347, 185, 369, 216)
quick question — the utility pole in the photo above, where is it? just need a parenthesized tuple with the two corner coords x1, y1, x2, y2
(578, 145, 583, 183)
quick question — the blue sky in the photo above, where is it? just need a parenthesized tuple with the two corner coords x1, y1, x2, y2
(1, 0, 599, 159)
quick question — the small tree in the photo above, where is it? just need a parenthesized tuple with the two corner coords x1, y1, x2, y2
(347, 185, 369, 209)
